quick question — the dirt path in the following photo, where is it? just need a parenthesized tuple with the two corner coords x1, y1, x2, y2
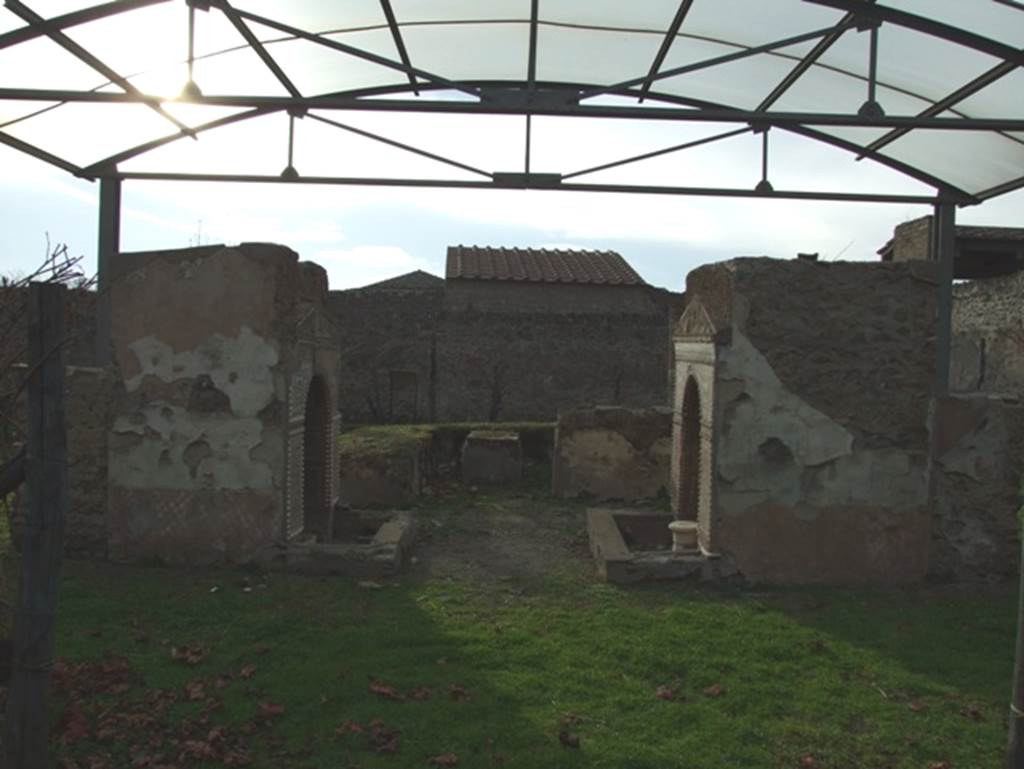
(407, 490, 594, 584)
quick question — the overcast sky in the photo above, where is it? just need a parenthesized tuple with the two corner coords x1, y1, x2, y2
(3, 135, 1022, 293)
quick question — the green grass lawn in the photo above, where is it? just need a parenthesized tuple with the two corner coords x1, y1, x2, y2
(40, 556, 1014, 769)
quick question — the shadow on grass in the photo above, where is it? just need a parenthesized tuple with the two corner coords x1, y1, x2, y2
(52, 561, 574, 769)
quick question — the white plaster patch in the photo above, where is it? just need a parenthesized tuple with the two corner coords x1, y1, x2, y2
(110, 403, 273, 491)
(715, 330, 928, 512)
(717, 329, 853, 476)
(125, 325, 279, 417)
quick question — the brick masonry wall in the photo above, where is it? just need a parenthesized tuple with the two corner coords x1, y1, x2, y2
(951, 270, 1024, 395)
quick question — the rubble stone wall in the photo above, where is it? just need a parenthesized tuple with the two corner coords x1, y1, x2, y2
(951, 271, 1024, 396)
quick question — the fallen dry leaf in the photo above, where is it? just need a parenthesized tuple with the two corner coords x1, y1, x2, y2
(703, 683, 726, 698)
(558, 730, 580, 749)
(185, 680, 205, 701)
(407, 687, 432, 700)
(258, 701, 285, 718)
(170, 644, 207, 666)
(368, 719, 399, 754)
(369, 679, 405, 701)
(960, 704, 983, 721)
(427, 753, 459, 767)
(927, 762, 951, 769)
(654, 684, 678, 701)
(336, 720, 364, 736)
(239, 664, 256, 679)
(448, 684, 471, 702)
(799, 756, 820, 768)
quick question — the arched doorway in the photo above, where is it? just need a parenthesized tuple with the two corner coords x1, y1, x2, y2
(303, 374, 330, 539)
(679, 376, 701, 521)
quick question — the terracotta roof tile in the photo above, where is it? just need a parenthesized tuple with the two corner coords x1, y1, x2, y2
(445, 246, 644, 286)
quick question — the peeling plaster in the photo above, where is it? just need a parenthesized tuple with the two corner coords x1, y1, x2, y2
(716, 330, 926, 513)
(111, 404, 273, 490)
(125, 326, 279, 417)
(717, 330, 853, 478)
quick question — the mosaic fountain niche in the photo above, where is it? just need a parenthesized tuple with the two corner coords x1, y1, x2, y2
(586, 297, 734, 584)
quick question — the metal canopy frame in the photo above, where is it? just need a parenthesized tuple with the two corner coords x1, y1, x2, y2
(0, 0, 1018, 377)
(0, 0, 1021, 204)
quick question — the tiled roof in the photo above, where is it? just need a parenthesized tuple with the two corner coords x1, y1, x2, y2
(355, 270, 444, 291)
(446, 246, 644, 286)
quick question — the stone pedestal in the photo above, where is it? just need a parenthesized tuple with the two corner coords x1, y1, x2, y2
(461, 430, 522, 485)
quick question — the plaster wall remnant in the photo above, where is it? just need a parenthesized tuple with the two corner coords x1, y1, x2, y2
(930, 394, 1024, 581)
(552, 406, 672, 502)
(107, 243, 340, 564)
(672, 258, 936, 585)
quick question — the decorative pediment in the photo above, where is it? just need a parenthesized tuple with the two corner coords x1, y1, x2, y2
(673, 296, 718, 342)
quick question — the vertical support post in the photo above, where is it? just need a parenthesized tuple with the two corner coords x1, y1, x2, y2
(95, 176, 121, 365)
(4, 282, 68, 769)
(933, 200, 955, 395)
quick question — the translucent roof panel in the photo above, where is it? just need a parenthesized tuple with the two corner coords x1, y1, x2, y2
(391, 0, 528, 24)
(888, 0, 1024, 49)
(238, 0, 389, 32)
(256, 28, 403, 96)
(0, 0, 1021, 202)
(4, 101, 176, 167)
(401, 22, 529, 83)
(537, 26, 661, 86)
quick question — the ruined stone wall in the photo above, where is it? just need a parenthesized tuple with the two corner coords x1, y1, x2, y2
(2, 365, 115, 558)
(329, 287, 443, 423)
(444, 280, 659, 315)
(930, 394, 1024, 581)
(887, 216, 933, 263)
(331, 281, 682, 424)
(434, 309, 670, 422)
(683, 258, 937, 584)
(107, 244, 338, 564)
(552, 406, 672, 501)
(951, 271, 1024, 395)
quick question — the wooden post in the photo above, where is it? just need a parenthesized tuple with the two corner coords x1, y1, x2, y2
(4, 282, 68, 769)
